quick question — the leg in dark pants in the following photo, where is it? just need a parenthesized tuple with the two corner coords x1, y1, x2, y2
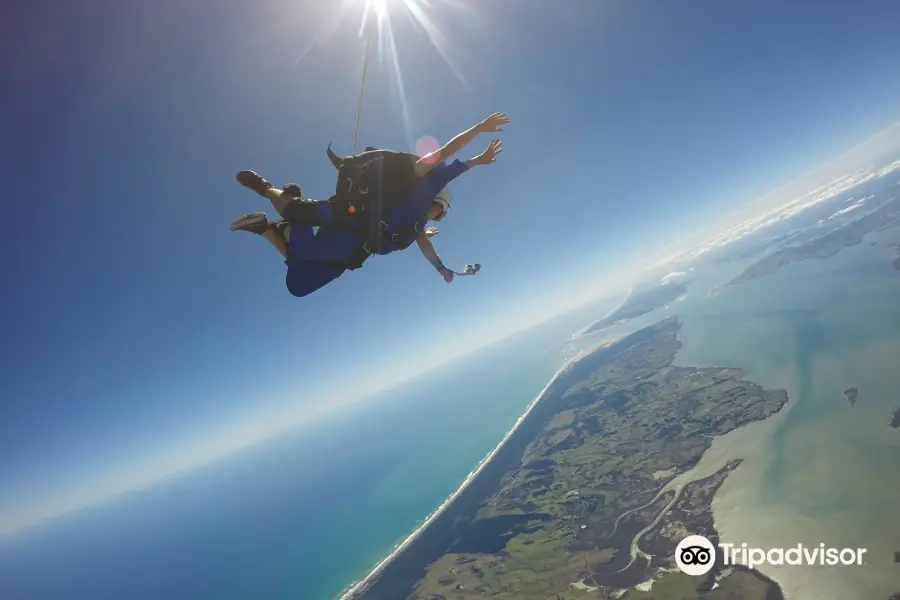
(266, 187, 334, 227)
(282, 224, 347, 297)
(236, 171, 342, 228)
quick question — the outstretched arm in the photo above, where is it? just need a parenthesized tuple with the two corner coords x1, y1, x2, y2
(416, 231, 454, 283)
(465, 139, 503, 170)
(415, 112, 509, 176)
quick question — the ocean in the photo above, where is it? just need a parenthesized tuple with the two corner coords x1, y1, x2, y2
(670, 229, 900, 600)
(0, 297, 619, 600)
(3, 233, 900, 600)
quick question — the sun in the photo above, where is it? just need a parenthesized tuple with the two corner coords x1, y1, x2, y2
(368, 0, 389, 20)
(294, 0, 477, 151)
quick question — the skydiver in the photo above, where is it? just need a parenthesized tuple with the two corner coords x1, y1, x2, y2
(228, 112, 508, 297)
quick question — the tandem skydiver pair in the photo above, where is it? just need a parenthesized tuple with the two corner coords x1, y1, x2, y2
(229, 112, 508, 297)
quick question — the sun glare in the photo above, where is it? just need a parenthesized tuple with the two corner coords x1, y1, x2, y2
(296, 0, 476, 149)
(369, 0, 388, 19)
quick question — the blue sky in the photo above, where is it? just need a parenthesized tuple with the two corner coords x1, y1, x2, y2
(3, 0, 900, 532)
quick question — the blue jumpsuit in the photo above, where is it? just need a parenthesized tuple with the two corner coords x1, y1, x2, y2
(284, 159, 470, 297)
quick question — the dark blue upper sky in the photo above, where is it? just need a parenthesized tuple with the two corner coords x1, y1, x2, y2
(3, 0, 900, 532)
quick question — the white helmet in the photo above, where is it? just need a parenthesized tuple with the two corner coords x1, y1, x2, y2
(433, 186, 452, 220)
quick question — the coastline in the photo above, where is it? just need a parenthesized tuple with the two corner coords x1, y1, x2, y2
(334, 346, 595, 600)
(335, 318, 788, 600)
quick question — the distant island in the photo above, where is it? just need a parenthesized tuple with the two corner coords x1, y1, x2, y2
(721, 190, 900, 289)
(883, 240, 900, 270)
(342, 316, 788, 600)
(883, 557, 898, 600)
(580, 281, 688, 334)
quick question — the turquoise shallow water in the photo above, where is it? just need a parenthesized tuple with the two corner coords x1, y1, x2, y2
(327, 231, 900, 600)
(0, 298, 619, 600)
(671, 231, 900, 599)
(4, 233, 899, 600)
(306, 305, 618, 599)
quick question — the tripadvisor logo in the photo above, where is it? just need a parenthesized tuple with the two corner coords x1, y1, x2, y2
(676, 535, 717, 576)
(675, 535, 868, 576)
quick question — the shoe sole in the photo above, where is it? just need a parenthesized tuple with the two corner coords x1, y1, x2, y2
(230, 212, 269, 233)
(236, 170, 272, 197)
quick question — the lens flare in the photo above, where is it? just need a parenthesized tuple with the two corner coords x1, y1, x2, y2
(416, 135, 440, 158)
(296, 0, 477, 149)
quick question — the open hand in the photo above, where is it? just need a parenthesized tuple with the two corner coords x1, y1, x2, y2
(426, 226, 439, 238)
(477, 112, 509, 133)
(472, 139, 503, 166)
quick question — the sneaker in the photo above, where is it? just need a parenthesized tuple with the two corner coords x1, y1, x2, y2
(236, 170, 273, 197)
(229, 212, 270, 234)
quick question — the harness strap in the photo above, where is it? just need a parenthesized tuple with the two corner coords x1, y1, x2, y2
(370, 219, 424, 252)
(339, 217, 424, 269)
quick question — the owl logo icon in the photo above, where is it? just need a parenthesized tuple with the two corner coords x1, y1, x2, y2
(675, 535, 716, 576)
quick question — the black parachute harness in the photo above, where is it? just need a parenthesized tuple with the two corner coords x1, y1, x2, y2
(328, 148, 424, 270)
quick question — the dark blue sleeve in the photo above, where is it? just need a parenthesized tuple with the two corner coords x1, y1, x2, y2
(407, 160, 470, 215)
(388, 160, 471, 228)
(430, 159, 470, 189)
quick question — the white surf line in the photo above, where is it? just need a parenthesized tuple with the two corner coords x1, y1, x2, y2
(335, 349, 595, 600)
